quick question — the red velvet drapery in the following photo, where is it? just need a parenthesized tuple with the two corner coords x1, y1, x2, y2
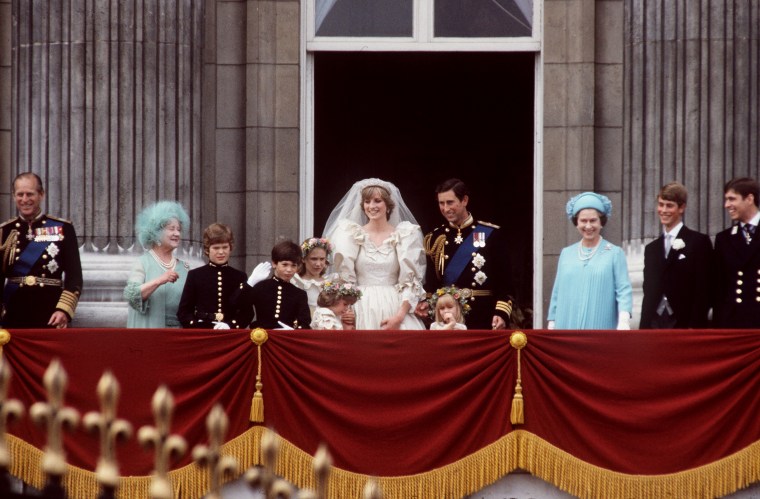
(3, 328, 760, 490)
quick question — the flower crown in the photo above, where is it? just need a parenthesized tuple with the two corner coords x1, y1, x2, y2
(301, 237, 333, 257)
(321, 280, 363, 299)
(427, 286, 471, 318)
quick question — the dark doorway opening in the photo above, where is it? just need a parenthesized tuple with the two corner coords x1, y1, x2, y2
(313, 51, 535, 321)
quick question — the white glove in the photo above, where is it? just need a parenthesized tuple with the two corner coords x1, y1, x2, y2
(547, 320, 555, 330)
(212, 321, 231, 330)
(616, 311, 631, 331)
(274, 321, 294, 330)
(248, 262, 272, 287)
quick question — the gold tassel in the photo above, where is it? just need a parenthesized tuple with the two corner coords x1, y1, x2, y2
(250, 378, 264, 423)
(250, 329, 269, 423)
(509, 331, 527, 425)
(510, 382, 524, 425)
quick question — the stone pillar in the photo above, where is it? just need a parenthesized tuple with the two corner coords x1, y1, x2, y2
(542, 0, 625, 323)
(10, 0, 204, 252)
(243, 0, 301, 270)
(8, 0, 204, 326)
(624, 0, 760, 242)
(0, 0, 9, 208)
(204, 0, 301, 271)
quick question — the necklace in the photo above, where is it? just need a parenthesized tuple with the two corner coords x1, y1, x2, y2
(577, 242, 600, 261)
(150, 249, 176, 270)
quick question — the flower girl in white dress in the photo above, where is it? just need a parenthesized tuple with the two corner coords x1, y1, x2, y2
(428, 286, 469, 330)
(310, 280, 362, 330)
(292, 237, 332, 312)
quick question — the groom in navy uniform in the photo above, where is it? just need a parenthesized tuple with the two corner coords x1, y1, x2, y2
(713, 177, 760, 328)
(640, 182, 712, 329)
(420, 178, 513, 330)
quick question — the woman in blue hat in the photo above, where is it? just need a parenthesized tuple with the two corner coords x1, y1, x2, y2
(547, 192, 633, 330)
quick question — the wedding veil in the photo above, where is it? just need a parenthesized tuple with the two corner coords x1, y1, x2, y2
(322, 178, 420, 242)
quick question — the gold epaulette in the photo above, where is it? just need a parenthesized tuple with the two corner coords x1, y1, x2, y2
(0, 229, 18, 272)
(46, 214, 73, 224)
(0, 217, 18, 228)
(424, 232, 447, 280)
(478, 220, 500, 229)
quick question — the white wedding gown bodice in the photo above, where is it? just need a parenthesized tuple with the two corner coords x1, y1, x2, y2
(331, 220, 426, 330)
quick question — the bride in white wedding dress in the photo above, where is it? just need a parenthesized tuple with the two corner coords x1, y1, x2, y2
(323, 178, 426, 330)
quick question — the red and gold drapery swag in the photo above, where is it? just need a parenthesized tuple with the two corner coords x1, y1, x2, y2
(3, 328, 760, 498)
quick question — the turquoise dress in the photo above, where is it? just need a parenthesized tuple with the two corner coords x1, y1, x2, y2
(547, 238, 633, 329)
(124, 252, 190, 328)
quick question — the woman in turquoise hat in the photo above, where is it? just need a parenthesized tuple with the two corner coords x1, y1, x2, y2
(124, 201, 191, 328)
(547, 192, 633, 330)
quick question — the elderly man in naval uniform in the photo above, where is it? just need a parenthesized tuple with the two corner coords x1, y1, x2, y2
(0, 172, 83, 328)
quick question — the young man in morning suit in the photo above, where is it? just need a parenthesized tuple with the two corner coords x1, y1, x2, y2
(713, 177, 760, 328)
(420, 178, 513, 330)
(640, 182, 713, 329)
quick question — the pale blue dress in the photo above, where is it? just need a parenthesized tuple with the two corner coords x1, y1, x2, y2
(124, 252, 190, 328)
(547, 238, 633, 329)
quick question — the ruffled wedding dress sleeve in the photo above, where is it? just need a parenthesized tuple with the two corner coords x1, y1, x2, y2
(330, 219, 363, 284)
(393, 221, 427, 307)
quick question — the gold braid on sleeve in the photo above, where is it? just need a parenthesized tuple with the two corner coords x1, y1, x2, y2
(0, 230, 18, 273)
(424, 233, 447, 281)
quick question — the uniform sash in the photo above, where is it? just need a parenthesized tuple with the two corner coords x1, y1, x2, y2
(442, 225, 494, 285)
(3, 218, 63, 306)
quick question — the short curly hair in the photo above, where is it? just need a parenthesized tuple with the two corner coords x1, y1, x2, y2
(203, 223, 234, 253)
(135, 201, 190, 249)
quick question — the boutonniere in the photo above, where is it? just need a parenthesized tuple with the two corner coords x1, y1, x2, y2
(671, 238, 685, 251)
(732, 225, 739, 235)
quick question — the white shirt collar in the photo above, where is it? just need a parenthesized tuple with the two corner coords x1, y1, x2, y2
(664, 222, 683, 238)
(744, 213, 760, 228)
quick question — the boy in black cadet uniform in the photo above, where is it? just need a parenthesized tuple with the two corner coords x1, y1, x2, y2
(234, 240, 311, 329)
(177, 223, 252, 329)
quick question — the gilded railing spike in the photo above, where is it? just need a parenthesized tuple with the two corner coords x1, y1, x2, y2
(362, 477, 383, 499)
(29, 359, 80, 495)
(0, 357, 24, 495)
(83, 371, 133, 497)
(192, 404, 238, 499)
(313, 443, 332, 499)
(245, 427, 298, 498)
(137, 385, 187, 499)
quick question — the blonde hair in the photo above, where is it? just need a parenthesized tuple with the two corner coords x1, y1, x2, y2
(434, 294, 464, 324)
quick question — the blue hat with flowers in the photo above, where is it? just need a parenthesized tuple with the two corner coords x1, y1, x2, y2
(566, 192, 612, 219)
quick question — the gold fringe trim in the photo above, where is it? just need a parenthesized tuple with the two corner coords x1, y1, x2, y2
(7, 428, 760, 499)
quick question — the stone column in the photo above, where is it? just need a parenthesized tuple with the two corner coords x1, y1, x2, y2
(542, 0, 625, 323)
(10, 0, 204, 252)
(0, 0, 9, 207)
(624, 0, 760, 242)
(9, 0, 204, 326)
(243, 0, 301, 270)
(204, 0, 301, 272)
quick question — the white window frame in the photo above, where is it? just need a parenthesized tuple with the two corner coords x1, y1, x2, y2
(305, 0, 540, 52)
(300, 0, 544, 326)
